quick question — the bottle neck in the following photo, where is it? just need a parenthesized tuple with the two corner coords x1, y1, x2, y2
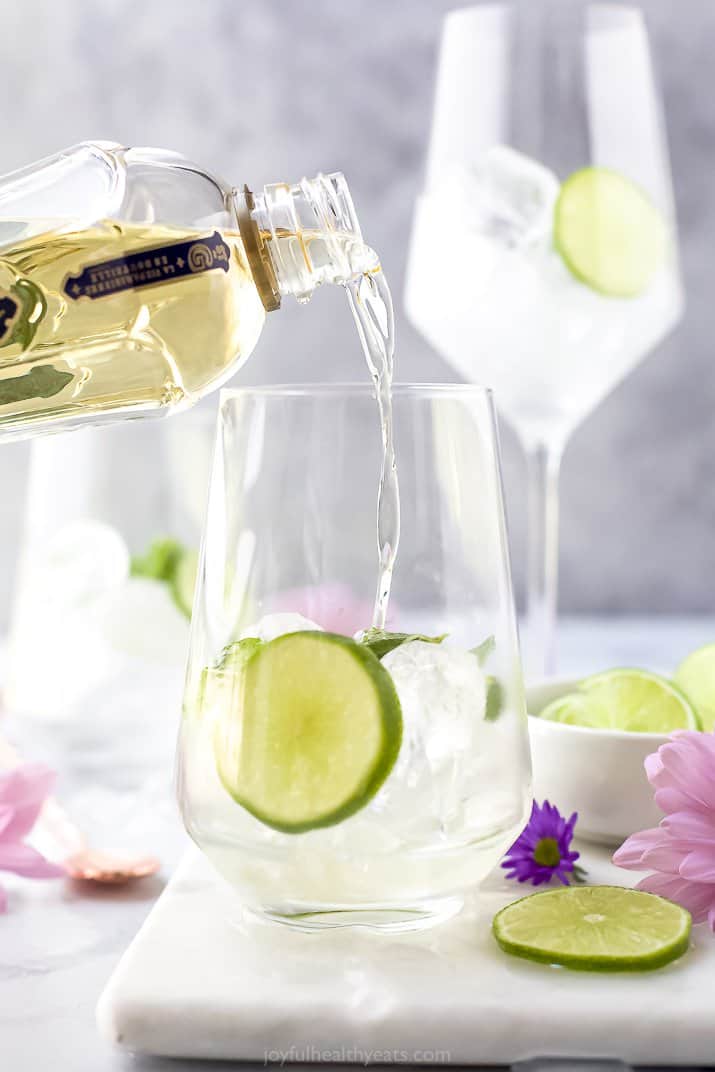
(235, 173, 379, 311)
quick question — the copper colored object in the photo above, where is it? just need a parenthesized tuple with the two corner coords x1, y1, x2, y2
(63, 846, 160, 885)
(40, 797, 161, 886)
(0, 734, 160, 886)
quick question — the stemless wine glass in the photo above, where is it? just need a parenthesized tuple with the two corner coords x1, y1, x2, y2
(177, 384, 531, 931)
(405, 2, 683, 674)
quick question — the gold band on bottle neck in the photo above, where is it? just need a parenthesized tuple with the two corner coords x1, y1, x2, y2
(236, 186, 281, 313)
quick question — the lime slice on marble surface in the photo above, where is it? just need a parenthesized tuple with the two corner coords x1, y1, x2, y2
(674, 643, 715, 732)
(540, 668, 700, 733)
(554, 167, 666, 297)
(214, 631, 402, 833)
(493, 886, 691, 971)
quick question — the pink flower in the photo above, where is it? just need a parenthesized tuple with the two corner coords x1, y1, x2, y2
(267, 583, 396, 636)
(613, 730, 715, 931)
(0, 763, 64, 912)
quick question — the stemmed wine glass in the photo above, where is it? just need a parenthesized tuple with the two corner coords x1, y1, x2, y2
(405, 1, 683, 674)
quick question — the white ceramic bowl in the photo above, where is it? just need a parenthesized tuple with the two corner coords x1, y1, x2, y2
(526, 677, 666, 846)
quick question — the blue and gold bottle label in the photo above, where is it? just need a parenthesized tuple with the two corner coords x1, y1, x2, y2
(0, 290, 20, 342)
(63, 230, 230, 301)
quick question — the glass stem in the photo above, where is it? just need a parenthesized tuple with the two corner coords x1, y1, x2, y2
(525, 439, 564, 677)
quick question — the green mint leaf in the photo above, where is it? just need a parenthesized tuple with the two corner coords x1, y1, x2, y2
(360, 628, 447, 660)
(485, 676, 504, 721)
(131, 537, 184, 582)
(470, 635, 495, 666)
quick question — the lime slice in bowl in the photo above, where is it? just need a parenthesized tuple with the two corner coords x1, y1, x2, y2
(540, 668, 700, 733)
(554, 167, 667, 297)
(493, 886, 691, 972)
(214, 631, 402, 833)
(538, 692, 597, 727)
(675, 643, 715, 732)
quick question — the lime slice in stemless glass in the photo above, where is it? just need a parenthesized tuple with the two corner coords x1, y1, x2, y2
(214, 631, 402, 833)
(540, 668, 700, 733)
(493, 886, 691, 972)
(554, 167, 667, 297)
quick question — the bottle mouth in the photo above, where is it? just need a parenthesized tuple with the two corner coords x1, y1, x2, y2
(242, 173, 379, 306)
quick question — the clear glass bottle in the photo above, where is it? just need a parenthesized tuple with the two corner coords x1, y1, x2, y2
(0, 141, 374, 439)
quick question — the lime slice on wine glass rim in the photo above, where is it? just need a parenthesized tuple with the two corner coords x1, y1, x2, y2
(213, 630, 402, 834)
(554, 166, 667, 298)
(674, 642, 715, 732)
(493, 886, 691, 972)
(539, 667, 700, 733)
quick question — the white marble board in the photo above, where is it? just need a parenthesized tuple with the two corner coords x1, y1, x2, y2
(96, 845, 715, 1065)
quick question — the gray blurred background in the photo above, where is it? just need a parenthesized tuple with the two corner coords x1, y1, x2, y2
(0, 0, 712, 622)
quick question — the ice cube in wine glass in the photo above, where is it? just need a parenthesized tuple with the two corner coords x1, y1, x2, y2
(440, 147, 560, 249)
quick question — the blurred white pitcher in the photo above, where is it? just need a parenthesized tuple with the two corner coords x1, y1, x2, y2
(5, 405, 216, 788)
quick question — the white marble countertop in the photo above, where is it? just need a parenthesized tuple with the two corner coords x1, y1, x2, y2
(2, 615, 715, 1071)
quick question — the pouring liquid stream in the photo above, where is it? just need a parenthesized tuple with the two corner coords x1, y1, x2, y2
(345, 267, 400, 630)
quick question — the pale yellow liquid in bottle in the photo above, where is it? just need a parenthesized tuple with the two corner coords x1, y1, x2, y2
(0, 219, 266, 435)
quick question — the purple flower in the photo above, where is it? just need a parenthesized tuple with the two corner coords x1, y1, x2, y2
(502, 800, 581, 886)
